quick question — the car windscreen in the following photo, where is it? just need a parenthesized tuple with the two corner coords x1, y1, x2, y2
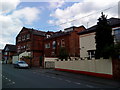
(18, 62, 26, 64)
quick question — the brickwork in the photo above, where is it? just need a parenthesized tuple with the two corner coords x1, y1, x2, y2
(16, 27, 46, 67)
(44, 26, 85, 57)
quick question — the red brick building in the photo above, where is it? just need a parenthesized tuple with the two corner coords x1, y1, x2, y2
(2, 44, 17, 64)
(44, 26, 86, 58)
(16, 27, 48, 67)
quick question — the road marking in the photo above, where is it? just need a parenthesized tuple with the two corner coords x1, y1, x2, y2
(8, 79, 11, 82)
(6, 83, 14, 86)
(65, 80, 71, 83)
(5, 78, 8, 80)
(51, 76, 56, 78)
(45, 75, 50, 77)
(74, 82, 81, 85)
(33, 72, 36, 73)
(86, 85, 94, 88)
(12, 82, 15, 84)
(58, 78, 63, 80)
(3, 76, 5, 77)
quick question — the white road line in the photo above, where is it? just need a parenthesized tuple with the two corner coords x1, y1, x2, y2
(45, 75, 50, 77)
(51, 76, 56, 78)
(8, 79, 11, 82)
(12, 82, 15, 84)
(58, 78, 63, 80)
(5, 78, 8, 80)
(74, 82, 81, 85)
(65, 80, 71, 83)
(86, 85, 94, 88)
(3, 76, 4, 77)
(6, 81, 15, 85)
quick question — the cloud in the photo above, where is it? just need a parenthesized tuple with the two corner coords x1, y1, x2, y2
(0, 0, 20, 14)
(49, 0, 65, 9)
(11, 7, 41, 24)
(48, 0, 119, 29)
(0, 1, 41, 49)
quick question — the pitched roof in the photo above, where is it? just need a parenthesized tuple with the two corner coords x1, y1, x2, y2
(24, 27, 46, 37)
(78, 18, 120, 35)
(45, 26, 85, 40)
(3, 44, 16, 52)
(17, 27, 46, 37)
(45, 31, 70, 40)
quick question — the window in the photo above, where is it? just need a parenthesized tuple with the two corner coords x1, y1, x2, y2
(61, 39, 65, 47)
(26, 44, 30, 49)
(27, 34, 30, 39)
(114, 28, 120, 43)
(52, 41, 56, 49)
(22, 35, 26, 41)
(18, 37, 21, 42)
(45, 43, 50, 48)
(21, 46, 23, 49)
(4, 52, 8, 55)
(87, 50, 95, 59)
(23, 45, 26, 48)
(18, 46, 20, 50)
(58, 42, 59, 46)
(51, 51, 55, 56)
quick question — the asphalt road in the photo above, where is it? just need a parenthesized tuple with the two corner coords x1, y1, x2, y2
(2, 64, 120, 88)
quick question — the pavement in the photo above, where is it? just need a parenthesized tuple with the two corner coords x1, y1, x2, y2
(30, 67, 120, 88)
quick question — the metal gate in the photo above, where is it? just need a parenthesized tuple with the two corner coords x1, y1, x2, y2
(45, 61, 55, 69)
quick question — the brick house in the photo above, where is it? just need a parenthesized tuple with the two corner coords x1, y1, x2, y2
(44, 26, 85, 59)
(16, 27, 47, 67)
(2, 44, 17, 64)
(54, 18, 120, 79)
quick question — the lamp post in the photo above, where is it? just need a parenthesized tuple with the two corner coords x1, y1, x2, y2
(28, 52, 32, 68)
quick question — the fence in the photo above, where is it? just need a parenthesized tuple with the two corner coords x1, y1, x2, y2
(55, 58, 113, 78)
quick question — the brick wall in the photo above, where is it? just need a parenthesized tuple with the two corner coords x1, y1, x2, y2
(44, 26, 85, 58)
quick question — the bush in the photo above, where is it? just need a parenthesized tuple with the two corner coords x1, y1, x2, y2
(58, 47, 69, 60)
(23, 56, 32, 59)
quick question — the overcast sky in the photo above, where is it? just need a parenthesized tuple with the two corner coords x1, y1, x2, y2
(0, 0, 119, 49)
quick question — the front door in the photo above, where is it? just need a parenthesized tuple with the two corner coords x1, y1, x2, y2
(39, 56, 43, 66)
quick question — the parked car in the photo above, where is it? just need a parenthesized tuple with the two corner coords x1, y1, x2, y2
(13, 61, 29, 69)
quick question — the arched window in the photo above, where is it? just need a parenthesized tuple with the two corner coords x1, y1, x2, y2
(52, 41, 56, 49)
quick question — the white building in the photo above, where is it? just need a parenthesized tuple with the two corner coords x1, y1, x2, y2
(78, 18, 120, 59)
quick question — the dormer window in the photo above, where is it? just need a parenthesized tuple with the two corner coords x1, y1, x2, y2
(47, 35, 51, 38)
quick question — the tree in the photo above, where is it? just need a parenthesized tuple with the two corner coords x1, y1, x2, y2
(95, 12, 114, 59)
(58, 47, 69, 60)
